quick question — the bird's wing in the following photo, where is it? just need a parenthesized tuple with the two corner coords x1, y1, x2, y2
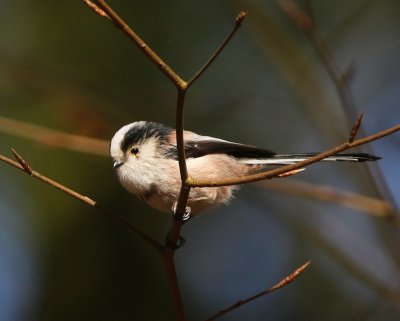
(182, 134, 276, 159)
(165, 130, 275, 159)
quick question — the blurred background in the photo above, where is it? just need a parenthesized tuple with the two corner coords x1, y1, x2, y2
(0, 0, 399, 320)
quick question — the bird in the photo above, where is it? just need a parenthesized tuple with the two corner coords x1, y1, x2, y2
(110, 121, 380, 215)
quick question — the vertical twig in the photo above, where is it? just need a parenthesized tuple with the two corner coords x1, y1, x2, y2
(175, 89, 189, 182)
(84, 2, 249, 320)
(162, 250, 186, 321)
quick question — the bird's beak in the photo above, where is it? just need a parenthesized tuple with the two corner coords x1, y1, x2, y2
(113, 160, 124, 169)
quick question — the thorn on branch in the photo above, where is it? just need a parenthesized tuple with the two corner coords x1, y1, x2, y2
(11, 148, 32, 175)
(349, 113, 364, 143)
(83, 0, 110, 19)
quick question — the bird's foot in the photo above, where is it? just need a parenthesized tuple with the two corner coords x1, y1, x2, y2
(171, 202, 191, 221)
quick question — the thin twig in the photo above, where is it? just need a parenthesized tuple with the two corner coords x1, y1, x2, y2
(0, 150, 163, 253)
(84, 3, 326, 320)
(206, 261, 311, 321)
(279, 0, 354, 113)
(266, 199, 400, 305)
(94, 0, 186, 89)
(279, 0, 400, 222)
(88, 2, 246, 320)
(257, 179, 396, 219)
(188, 123, 400, 187)
(175, 89, 189, 182)
(2, 146, 186, 318)
(83, 0, 110, 19)
(3, 117, 394, 219)
(187, 11, 248, 88)
(168, 188, 191, 244)
(162, 249, 187, 321)
(0, 115, 108, 156)
(349, 113, 363, 143)
(279, 0, 368, 134)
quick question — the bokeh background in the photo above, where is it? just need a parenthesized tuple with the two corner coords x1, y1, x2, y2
(0, 1, 399, 320)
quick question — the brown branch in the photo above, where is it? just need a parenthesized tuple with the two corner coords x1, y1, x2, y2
(187, 11, 248, 88)
(2, 145, 187, 319)
(4, 117, 393, 219)
(83, 0, 110, 19)
(206, 261, 311, 321)
(270, 202, 400, 304)
(94, 0, 186, 89)
(175, 89, 189, 182)
(87, 0, 247, 190)
(348, 113, 363, 143)
(257, 179, 396, 220)
(279, 0, 400, 221)
(167, 187, 191, 244)
(0, 115, 108, 156)
(171, 88, 191, 227)
(89, 1, 248, 186)
(0, 150, 163, 253)
(278, 0, 355, 113)
(162, 249, 186, 321)
(84, 3, 247, 320)
(188, 123, 400, 188)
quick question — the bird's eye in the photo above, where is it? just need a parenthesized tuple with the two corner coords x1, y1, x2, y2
(130, 147, 139, 155)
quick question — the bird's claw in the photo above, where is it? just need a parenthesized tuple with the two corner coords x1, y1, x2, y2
(171, 202, 191, 221)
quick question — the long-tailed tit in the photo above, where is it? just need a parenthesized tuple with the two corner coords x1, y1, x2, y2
(110, 121, 379, 215)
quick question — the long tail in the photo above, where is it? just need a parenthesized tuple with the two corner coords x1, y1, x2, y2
(242, 153, 381, 165)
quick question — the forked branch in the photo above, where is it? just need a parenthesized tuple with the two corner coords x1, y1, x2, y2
(92, 0, 185, 88)
(187, 11, 248, 88)
(86, 0, 247, 197)
(83, 2, 249, 320)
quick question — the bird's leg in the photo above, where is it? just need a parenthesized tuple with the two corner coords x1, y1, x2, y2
(165, 202, 191, 249)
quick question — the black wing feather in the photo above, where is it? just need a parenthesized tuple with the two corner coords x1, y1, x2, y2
(184, 140, 276, 159)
